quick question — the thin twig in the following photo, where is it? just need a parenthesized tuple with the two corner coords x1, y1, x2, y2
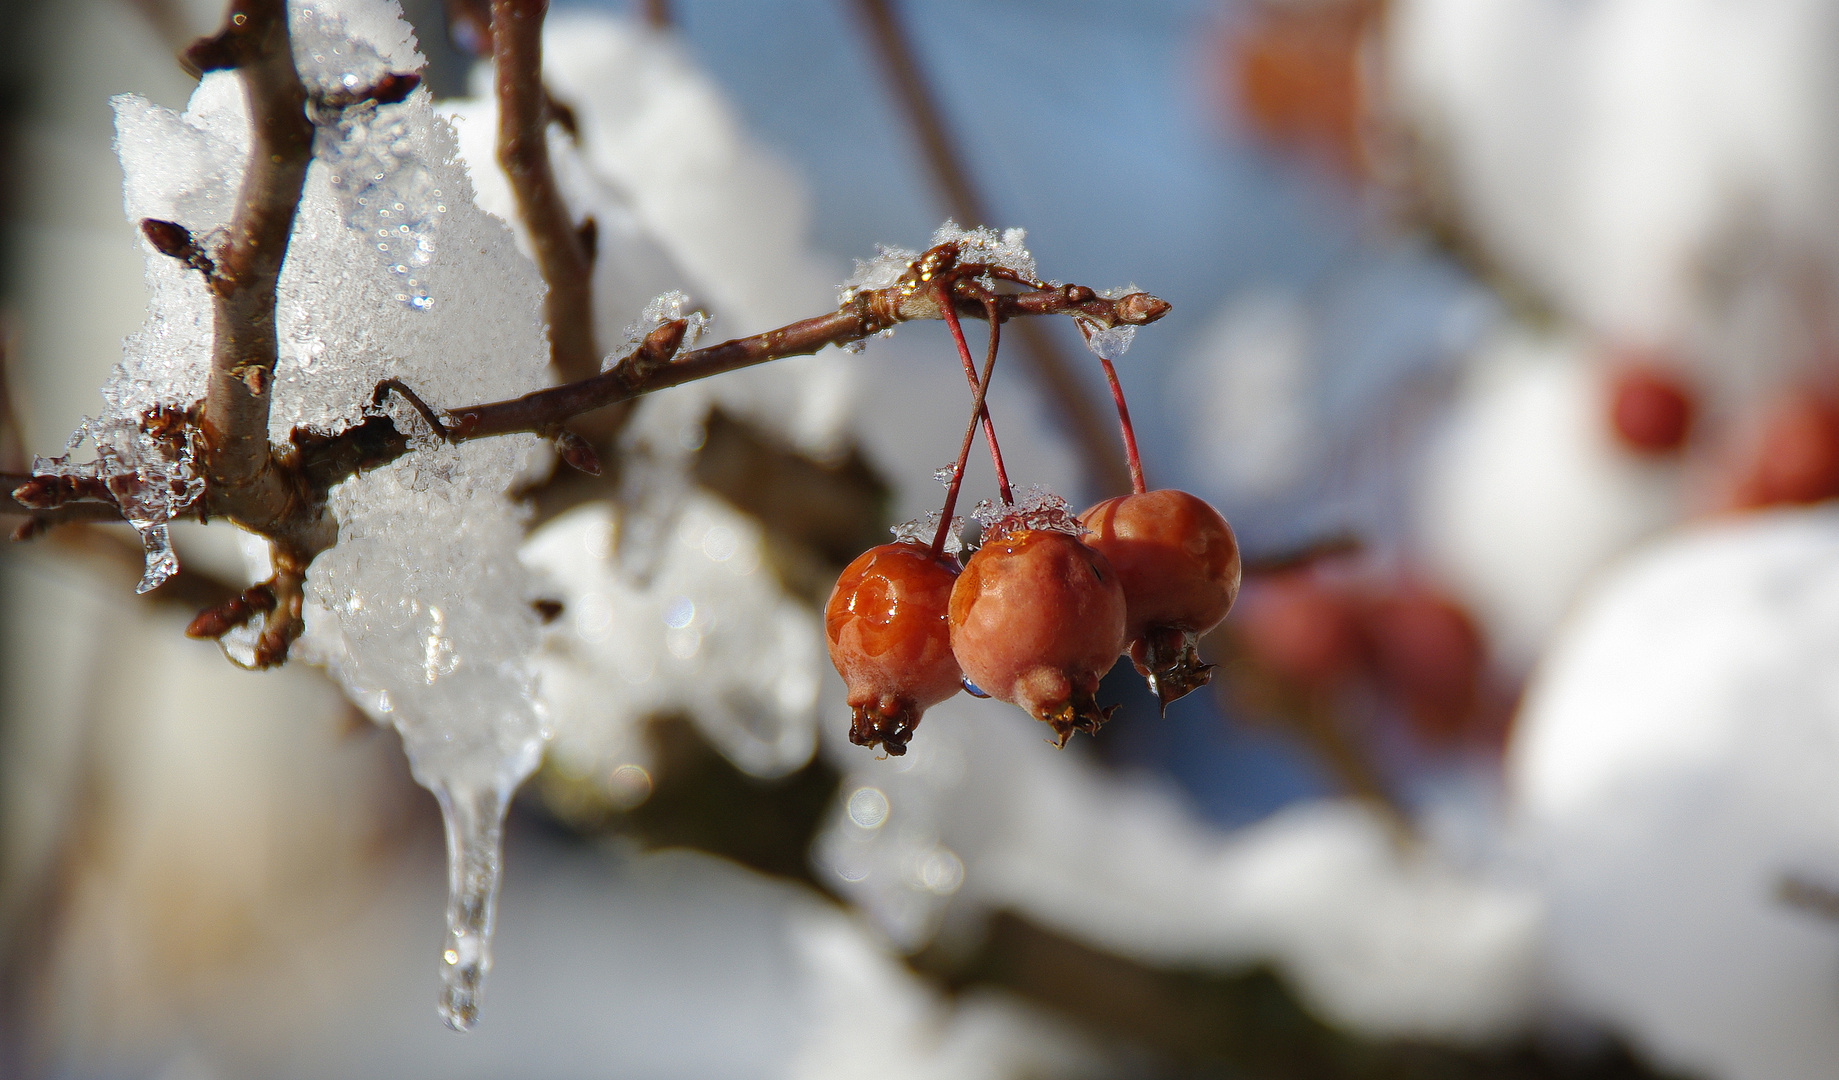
(493, 0, 600, 386)
(850, 0, 1132, 496)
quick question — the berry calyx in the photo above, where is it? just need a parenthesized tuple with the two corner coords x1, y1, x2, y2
(1079, 489, 1241, 709)
(825, 542, 963, 755)
(949, 528, 1127, 745)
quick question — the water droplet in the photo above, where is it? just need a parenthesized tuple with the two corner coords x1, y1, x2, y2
(847, 786, 889, 829)
(663, 596, 695, 629)
(962, 677, 990, 698)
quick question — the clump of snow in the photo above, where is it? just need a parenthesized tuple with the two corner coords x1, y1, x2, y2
(972, 485, 1084, 540)
(521, 497, 823, 786)
(1073, 284, 1143, 360)
(1414, 327, 1683, 668)
(840, 243, 920, 304)
(931, 220, 1040, 285)
(1384, 0, 1839, 397)
(1513, 506, 1839, 1080)
(785, 908, 1111, 1080)
(814, 699, 1542, 1042)
(102, 0, 553, 1030)
(1176, 290, 1320, 501)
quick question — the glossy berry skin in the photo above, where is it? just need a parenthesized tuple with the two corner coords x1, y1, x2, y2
(825, 543, 962, 755)
(1079, 490, 1241, 709)
(949, 529, 1126, 745)
(1608, 365, 1695, 454)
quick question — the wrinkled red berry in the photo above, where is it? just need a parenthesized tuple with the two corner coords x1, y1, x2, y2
(1079, 489, 1241, 709)
(825, 543, 962, 755)
(1609, 365, 1695, 454)
(1360, 585, 1483, 743)
(949, 529, 1126, 745)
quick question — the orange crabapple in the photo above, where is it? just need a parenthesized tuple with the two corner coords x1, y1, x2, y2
(948, 527, 1127, 746)
(824, 542, 963, 756)
(1078, 488, 1241, 710)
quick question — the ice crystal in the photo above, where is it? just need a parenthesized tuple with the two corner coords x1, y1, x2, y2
(33, 414, 204, 592)
(839, 243, 920, 305)
(930, 220, 1039, 284)
(890, 510, 964, 557)
(607, 289, 710, 372)
(971, 485, 1084, 540)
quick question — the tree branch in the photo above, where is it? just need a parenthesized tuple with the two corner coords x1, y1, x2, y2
(492, 0, 600, 387)
(184, 1, 317, 544)
(437, 281, 1165, 459)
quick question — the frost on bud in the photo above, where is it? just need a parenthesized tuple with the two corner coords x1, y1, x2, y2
(610, 291, 708, 372)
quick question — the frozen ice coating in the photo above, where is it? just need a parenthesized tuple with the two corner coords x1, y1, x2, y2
(86, 0, 554, 1030)
(1386, 0, 1839, 392)
(971, 485, 1085, 539)
(890, 510, 964, 556)
(521, 498, 823, 785)
(814, 701, 1543, 1041)
(1513, 508, 1839, 1080)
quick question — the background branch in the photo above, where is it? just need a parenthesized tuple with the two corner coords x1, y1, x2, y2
(850, 0, 1134, 497)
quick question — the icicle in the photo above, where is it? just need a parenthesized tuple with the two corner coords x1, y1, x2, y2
(433, 779, 514, 1032)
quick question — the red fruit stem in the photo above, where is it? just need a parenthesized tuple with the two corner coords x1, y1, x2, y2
(938, 284, 1013, 504)
(1097, 353, 1146, 495)
(932, 320, 1001, 557)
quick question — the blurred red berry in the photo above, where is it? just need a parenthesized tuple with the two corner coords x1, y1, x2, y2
(1080, 489, 1241, 709)
(949, 529, 1126, 746)
(1360, 586, 1484, 743)
(1732, 391, 1839, 508)
(1609, 365, 1695, 454)
(1224, 0, 1377, 174)
(826, 542, 963, 755)
(1235, 571, 1365, 688)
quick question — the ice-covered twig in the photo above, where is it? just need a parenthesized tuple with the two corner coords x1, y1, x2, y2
(182, 1, 317, 542)
(849, 0, 1133, 496)
(433, 274, 1168, 451)
(492, 0, 600, 387)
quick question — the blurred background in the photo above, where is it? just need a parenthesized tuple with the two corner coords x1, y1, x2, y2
(9, 0, 1839, 1076)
